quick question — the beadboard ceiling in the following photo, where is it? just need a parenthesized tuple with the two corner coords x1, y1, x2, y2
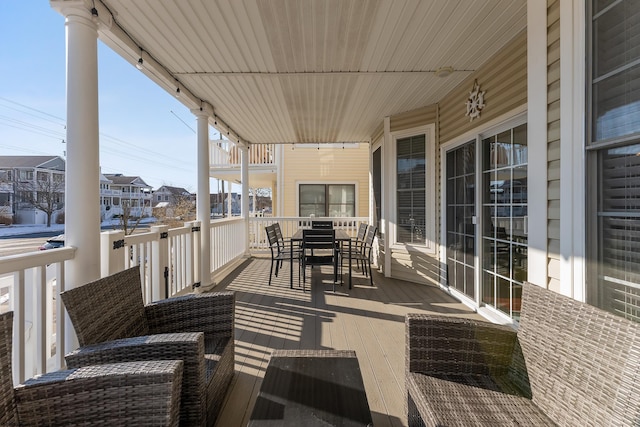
(98, 0, 526, 145)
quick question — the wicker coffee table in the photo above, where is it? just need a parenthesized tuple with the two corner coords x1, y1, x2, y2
(249, 349, 373, 426)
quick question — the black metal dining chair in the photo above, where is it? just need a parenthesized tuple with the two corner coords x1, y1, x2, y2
(347, 226, 377, 286)
(301, 228, 339, 292)
(350, 223, 368, 271)
(266, 224, 300, 287)
(311, 220, 334, 229)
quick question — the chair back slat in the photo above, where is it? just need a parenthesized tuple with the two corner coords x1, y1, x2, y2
(356, 223, 368, 242)
(302, 229, 336, 250)
(265, 224, 278, 247)
(311, 220, 333, 229)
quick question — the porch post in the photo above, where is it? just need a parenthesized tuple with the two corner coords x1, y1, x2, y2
(227, 181, 233, 216)
(193, 108, 212, 289)
(51, 0, 101, 352)
(527, 0, 549, 289)
(383, 116, 392, 277)
(240, 146, 250, 256)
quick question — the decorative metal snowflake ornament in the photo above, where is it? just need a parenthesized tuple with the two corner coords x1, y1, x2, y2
(465, 79, 485, 122)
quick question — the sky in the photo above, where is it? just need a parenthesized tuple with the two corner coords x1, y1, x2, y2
(0, 1, 225, 192)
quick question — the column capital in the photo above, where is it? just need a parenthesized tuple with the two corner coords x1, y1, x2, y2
(50, 0, 92, 19)
(191, 104, 213, 118)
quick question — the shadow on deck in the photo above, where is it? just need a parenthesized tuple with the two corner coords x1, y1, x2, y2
(211, 256, 481, 427)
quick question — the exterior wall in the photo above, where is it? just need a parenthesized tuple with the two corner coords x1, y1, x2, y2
(546, 0, 561, 291)
(380, 30, 528, 287)
(390, 106, 437, 133)
(439, 31, 528, 143)
(281, 144, 370, 218)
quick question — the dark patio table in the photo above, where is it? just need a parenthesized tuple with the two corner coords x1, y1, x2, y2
(290, 228, 354, 289)
(248, 350, 373, 427)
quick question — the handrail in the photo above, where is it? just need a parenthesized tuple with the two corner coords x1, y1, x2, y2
(0, 247, 75, 275)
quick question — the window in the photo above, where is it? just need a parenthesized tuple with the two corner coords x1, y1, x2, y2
(396, 134, 426, 245)
(299, 184, 355, 217)
(19, 170, 33, 181)
(588, 0, 640, 322)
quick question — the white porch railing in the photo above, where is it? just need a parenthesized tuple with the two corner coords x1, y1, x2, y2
(0, 247, 75, 384)
(248, 216, 369, 250)
(210, 140, 276, 167)
(211, 217, 246, 273)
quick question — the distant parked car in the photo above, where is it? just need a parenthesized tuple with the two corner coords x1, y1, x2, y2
(39, 235, 65, 250)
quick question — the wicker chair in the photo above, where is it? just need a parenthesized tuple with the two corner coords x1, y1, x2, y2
(0, 311, 183, 427)
(406, 282, 640, 426)
(60, 266, 235, 427)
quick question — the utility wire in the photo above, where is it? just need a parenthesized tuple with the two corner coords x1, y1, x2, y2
(170, 110, 196, 134)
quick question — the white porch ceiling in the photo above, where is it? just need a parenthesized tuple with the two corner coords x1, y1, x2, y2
(98, 0, 526, 145)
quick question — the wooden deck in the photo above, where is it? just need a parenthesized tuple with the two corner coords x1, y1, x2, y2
(213, 256, 482, 427)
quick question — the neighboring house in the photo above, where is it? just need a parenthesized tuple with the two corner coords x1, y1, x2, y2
(152, 185, 195, 218)
(209, 142, 369, 218)
(152, 185, 194, 206)
(103, 174, 152, 218)
(0, 155, 65, 225)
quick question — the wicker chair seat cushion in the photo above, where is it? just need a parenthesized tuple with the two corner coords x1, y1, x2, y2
(407, 372, 555, 426)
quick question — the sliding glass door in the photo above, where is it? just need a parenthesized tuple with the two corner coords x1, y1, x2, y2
(446, 141, 476, 299)
(481, 124, 527, 319)
(445, 121, 527, 319)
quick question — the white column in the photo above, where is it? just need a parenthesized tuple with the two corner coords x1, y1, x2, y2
(527, 0, 548, 289)
(51, 1, 101, 353)
(559, 0, 586, 300)
(383, 116, 392, 277)
(241, 146, 250, 256)
(193, 109, 211, 289)
(227, 181, 232, 216)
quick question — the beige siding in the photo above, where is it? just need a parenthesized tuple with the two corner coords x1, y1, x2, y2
(389, 105, 437, 133)
(281, 144, 370, 217)
(439, 30, 527, 143)
(547, 0, 561, 287)
(371, 123, 384, 145)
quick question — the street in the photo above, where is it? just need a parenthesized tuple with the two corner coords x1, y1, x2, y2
(0, 236, 45, 257)
(0, 223, 154, 257)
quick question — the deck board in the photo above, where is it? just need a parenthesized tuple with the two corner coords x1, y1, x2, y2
(212, 256, 481, 427)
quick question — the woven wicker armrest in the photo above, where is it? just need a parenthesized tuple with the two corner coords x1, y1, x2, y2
(65, 332, 204, 370)
(406, 313, 517, 377)
(14, 360, 183, 427)
(145, 292, 235, 340)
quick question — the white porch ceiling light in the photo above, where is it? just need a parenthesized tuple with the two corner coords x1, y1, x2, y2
(434, 66, 454, 78)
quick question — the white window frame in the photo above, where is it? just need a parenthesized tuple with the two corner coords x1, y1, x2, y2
(296, 181, 359, 217)
(389, 124, 436, 254)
